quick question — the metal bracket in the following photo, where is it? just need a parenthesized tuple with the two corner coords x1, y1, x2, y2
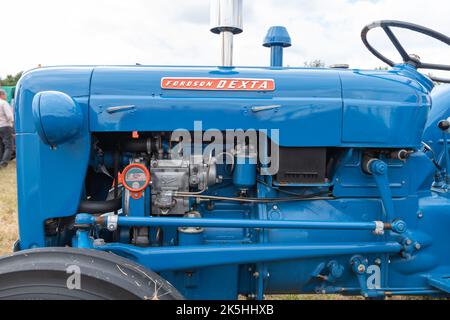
(107, 215, 119, 231)
(368, 159, 396, 219)
(373, 221, 385, 235)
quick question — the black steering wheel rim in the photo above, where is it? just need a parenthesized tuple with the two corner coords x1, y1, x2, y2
(361, 20, 450, 83)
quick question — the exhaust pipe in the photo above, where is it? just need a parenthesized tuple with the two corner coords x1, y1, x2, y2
(210, 0, 243, 67)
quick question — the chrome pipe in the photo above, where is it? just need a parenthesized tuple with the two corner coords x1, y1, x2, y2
(221, 31, 234, 66)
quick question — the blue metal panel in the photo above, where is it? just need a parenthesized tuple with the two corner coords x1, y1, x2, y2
(333, 150, 434, 198)
(89, 66, 343, 147)
(15, 67, 93, 133)
(15, 97, 91, 249)
(14, 67, 93, 249)
(340, 69, 431, 147)
(427, 275, 450, 293)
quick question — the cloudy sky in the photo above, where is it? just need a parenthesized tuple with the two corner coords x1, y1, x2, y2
(1, 0, 449, 78)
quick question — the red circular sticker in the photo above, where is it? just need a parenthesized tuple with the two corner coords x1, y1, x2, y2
(122, 163, 150, 193)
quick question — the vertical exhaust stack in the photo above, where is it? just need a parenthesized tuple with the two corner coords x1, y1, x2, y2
(210, 0, 243, 67)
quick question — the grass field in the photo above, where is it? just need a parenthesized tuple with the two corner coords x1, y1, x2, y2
(0, 161, 429, 300)
(0, 160, 17, 255)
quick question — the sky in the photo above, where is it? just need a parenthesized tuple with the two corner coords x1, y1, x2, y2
(1, 0, 450, 78)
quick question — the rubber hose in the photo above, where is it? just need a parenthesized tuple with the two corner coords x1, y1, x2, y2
(120, 139, 150, 153)
(78, 198, 122, 214)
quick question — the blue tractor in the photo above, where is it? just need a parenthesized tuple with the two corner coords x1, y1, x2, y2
(1, 0, 450, 300)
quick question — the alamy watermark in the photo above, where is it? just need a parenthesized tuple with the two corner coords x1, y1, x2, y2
(169, 121, 280, 175)
(66, 265, 81, 290)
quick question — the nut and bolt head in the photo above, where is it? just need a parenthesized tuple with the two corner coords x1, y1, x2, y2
(372, 161, 387, 175)
(405, 239, 413, 246)
(415, 243, 422, 250)
(374, 258, 382, 266)
(253, 272, 260, 278)
(392, 220, 407, 233)
(357, 264, 366, 273)
(417, 212, 424, 219)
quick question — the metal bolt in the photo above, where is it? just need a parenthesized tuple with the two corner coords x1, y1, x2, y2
(273, 205, 279, 210)
(392, 220, 407, 233)
(374, 258, 382, 266)
(415, 243, 422, 250)
(357, 264, 366, 273)
(253, 272, 260, 278)
(93, 238, 105, 246)
(417, 212, 424, 219)
(406, 239, 413, 246)
(372, 161, 387, 175)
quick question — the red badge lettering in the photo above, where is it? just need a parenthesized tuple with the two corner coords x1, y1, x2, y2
(161, 78, 275, 91)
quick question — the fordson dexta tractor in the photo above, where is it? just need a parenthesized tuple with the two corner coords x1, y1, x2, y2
(1, 0, 450, 300)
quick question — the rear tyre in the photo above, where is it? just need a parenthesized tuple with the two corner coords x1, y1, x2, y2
(0, 247, 184, 300)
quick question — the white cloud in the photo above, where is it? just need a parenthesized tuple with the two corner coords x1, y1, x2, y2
(1, 0, 449, 78)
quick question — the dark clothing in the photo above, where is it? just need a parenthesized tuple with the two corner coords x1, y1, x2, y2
(0, 126, 14, 166)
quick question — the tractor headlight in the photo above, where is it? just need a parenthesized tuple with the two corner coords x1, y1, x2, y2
(32, 91, 83, 146)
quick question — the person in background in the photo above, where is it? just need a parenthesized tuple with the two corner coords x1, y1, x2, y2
(0, 89, 14, 168)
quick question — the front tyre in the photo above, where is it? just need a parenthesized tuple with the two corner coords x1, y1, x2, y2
(0, 247, 184, 300)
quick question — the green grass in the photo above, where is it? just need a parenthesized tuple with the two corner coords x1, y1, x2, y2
(0, 160, 18, 255)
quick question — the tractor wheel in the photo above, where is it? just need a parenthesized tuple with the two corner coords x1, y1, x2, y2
(0, 247, 184, 300)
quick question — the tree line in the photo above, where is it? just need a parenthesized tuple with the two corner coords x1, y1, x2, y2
(0, 72, 23, 86)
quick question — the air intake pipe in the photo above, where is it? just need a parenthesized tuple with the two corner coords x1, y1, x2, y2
(263, 26, 292, 67)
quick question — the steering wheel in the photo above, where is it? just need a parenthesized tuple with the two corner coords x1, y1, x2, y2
(361, 20, 450, 83)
